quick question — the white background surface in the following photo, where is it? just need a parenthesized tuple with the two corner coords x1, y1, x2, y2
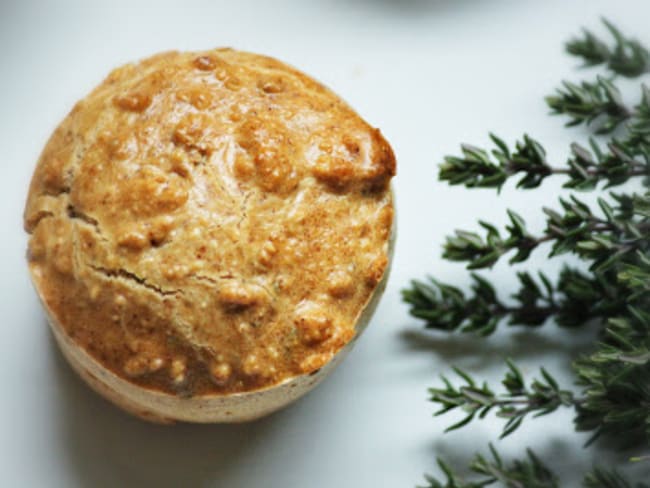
(2, 1, 649, 486)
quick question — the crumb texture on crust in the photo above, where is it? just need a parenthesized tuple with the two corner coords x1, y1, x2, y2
(24, 49, 395, 396)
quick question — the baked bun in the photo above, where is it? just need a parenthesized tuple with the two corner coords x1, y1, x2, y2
(24, 49, 395, 423)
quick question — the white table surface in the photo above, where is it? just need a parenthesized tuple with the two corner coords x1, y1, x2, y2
(2, 1, 649, 486)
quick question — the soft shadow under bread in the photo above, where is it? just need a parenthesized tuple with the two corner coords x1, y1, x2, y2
(50, 331, 288, 488)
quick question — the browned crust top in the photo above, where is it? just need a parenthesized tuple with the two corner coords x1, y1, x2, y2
(25, 49, 395, 396)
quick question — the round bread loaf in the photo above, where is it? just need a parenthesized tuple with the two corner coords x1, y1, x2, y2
(24, 49, 396, 423)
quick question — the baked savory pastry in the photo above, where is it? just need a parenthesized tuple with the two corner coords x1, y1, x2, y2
(24, 49, 395, 423)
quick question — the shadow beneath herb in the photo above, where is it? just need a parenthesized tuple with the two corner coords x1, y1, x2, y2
(48, 331, 287, 488)
(398, 324, 597, 371)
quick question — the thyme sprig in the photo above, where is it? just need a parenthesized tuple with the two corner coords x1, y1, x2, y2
(403, 267, 625, 336)
(406, 19, 650, 487)
(421, 444, 558, 488)
(441, 193, 650, 271)
(439, 132, 650, 191)
(422, 446, 649, 488)
(567, 19, 650, 77)
(546, 77, 631, 134)
(430, 361, 577, 438)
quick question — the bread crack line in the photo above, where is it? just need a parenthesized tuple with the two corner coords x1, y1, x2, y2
(66, 204, 113, 246)
(25, 190, 71, 234)
(88, 264, 181, 297)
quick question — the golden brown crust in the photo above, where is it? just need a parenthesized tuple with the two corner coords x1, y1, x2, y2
(25, 49, 395, 397)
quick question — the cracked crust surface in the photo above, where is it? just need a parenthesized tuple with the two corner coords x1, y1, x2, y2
(24, 49, 395, 396)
